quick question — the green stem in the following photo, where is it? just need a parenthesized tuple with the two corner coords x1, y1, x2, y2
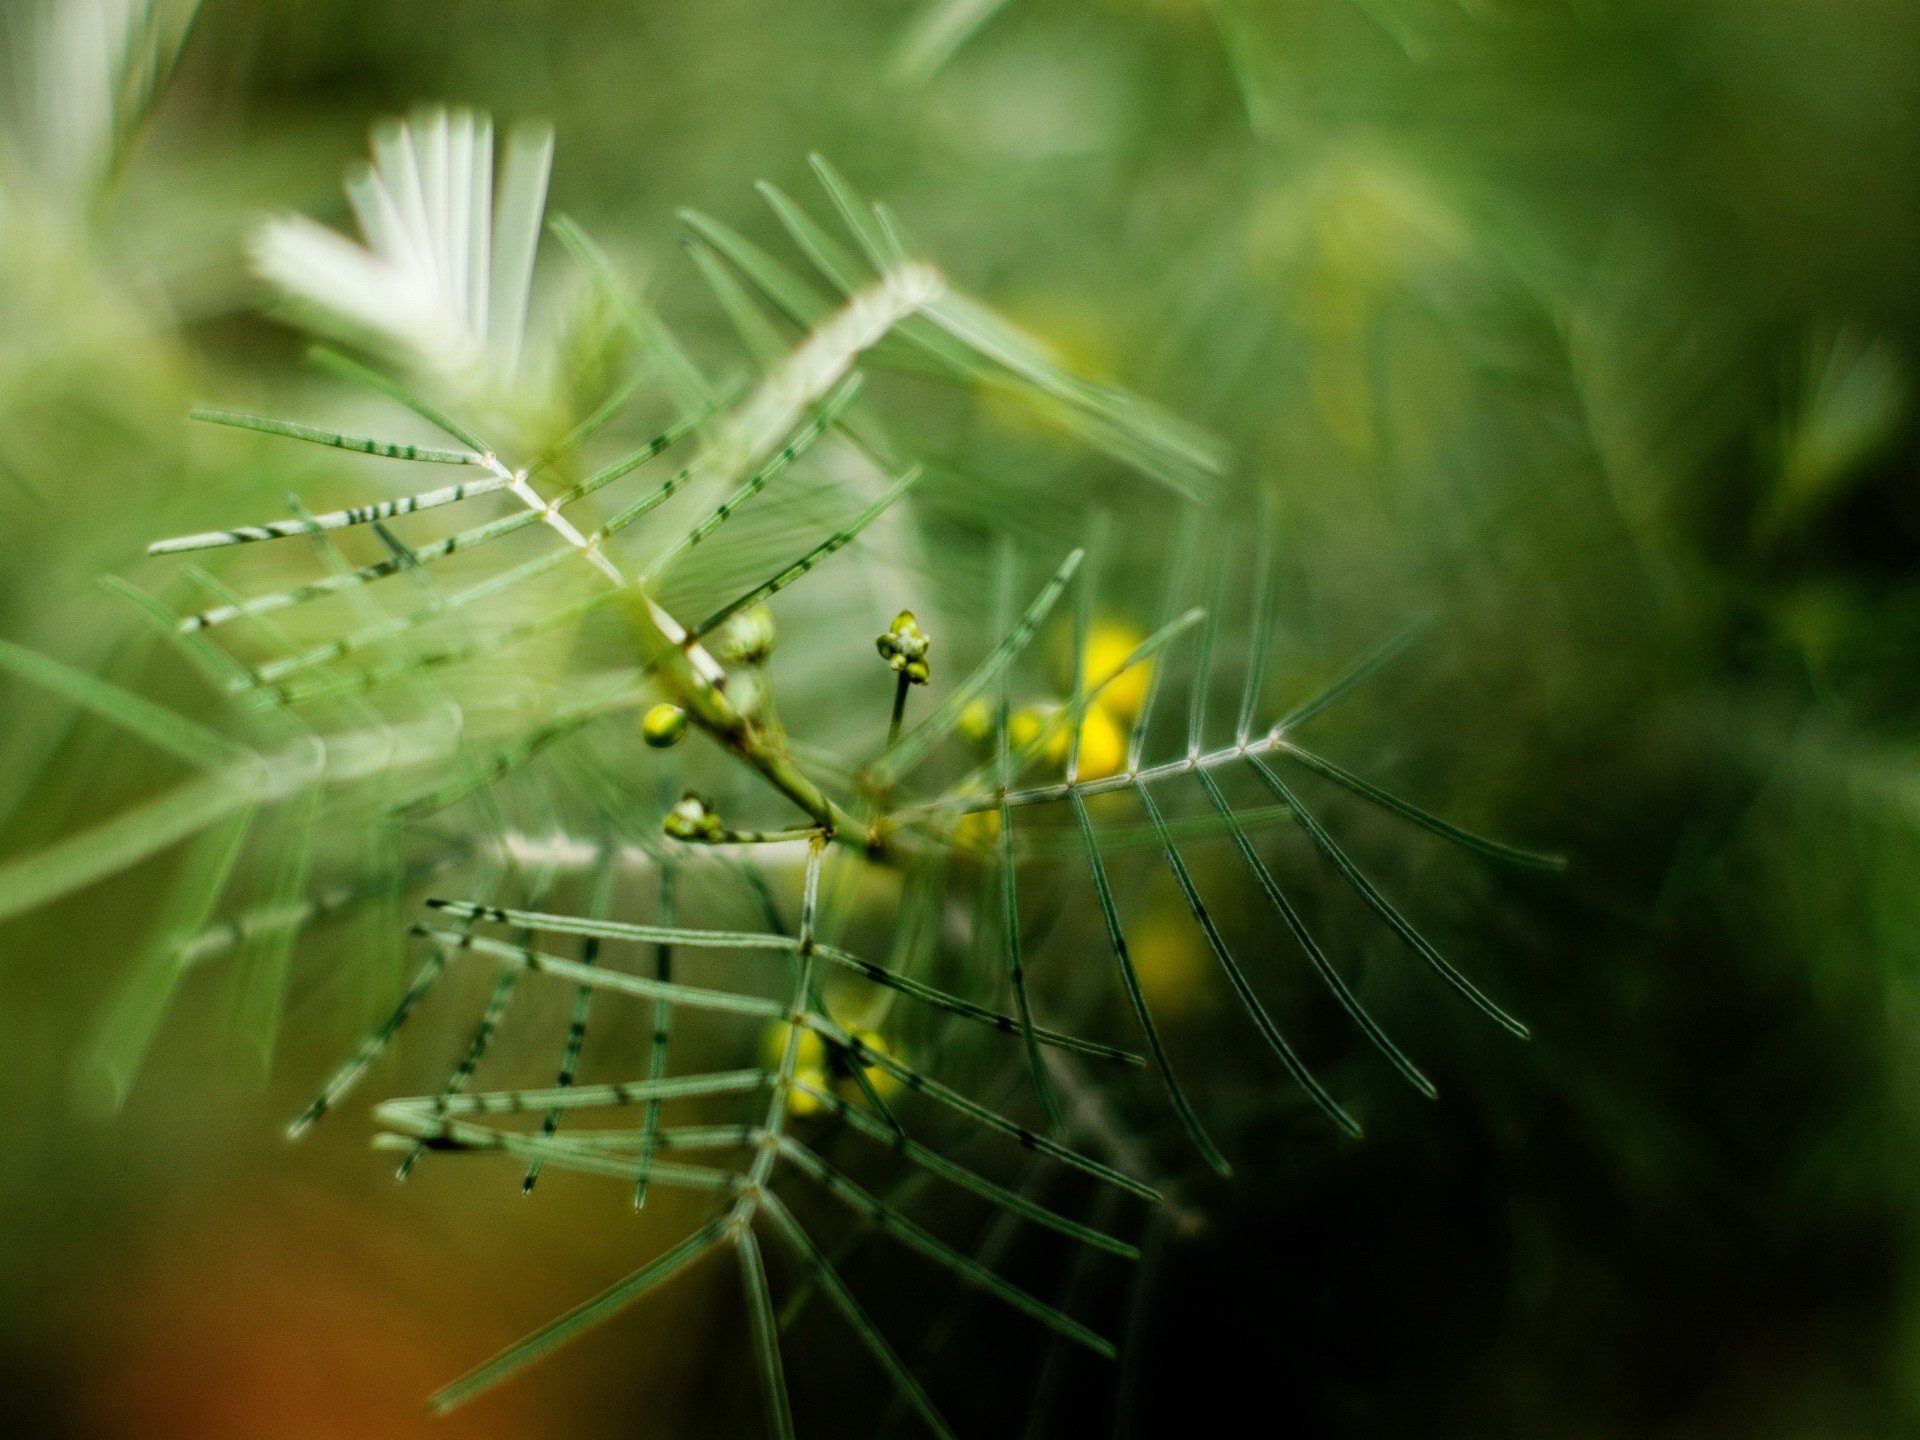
(620, 589, 857, 841)
(887, 671, 910, 750)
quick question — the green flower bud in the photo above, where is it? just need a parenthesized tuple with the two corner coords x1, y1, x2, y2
(641, 702, 688, 748)
(875, 609, 931, 684)
(715, 604, 777, 665)
(664, 790, 723, 842)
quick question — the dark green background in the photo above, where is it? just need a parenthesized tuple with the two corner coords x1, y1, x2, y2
(3, 1, 1919, 1435)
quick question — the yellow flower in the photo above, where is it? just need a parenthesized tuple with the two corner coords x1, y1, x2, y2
(958, 696, 1124, 777)
(953, 809, 1002, 853)
(760, 1021, 827, 1072)
(957, 697, 995, 752)
(758, 1022, 904, 1113)
(1074, 703, 1128, 780)
(974, 699, 1129, 779)
(1128, 908, 1208, 1018)
(1083, 623, 1150, 719)
(845, 1028, 902, 1100)
(788, 1065, 831, 1116)
(1010, 704, 1071, 766)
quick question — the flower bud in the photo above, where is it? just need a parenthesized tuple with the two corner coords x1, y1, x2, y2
(715, 604, 777, 665)
(663, 790, 723, 842)
(640, 702, 688, 748)
(875, 609, 931, 684)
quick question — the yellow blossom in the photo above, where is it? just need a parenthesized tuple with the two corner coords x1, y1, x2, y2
(1010, 704, 1071, 766)
(788, 1066, 831, 1116)
(761, 1021, 827, 1072)
(953, 809, 1002, 852)
(957, 698, 996, 753)
(1128, 908, 1208, 1018)
(758, 1021, 903, 1113)
(1083, 623, 1151, 719)
(846, 1028, 902, 1100)
(1074, 703, 1128, 780)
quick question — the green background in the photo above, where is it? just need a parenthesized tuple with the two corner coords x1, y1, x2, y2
(3, 1, 1919, 1435)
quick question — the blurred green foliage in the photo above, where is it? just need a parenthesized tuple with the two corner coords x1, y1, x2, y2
(3, 1, 1920, 1436)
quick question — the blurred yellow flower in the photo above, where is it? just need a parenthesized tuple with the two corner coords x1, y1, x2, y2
(760, 1021, 827, 1072)
(788, 1066, 831, 1116)
(976, 299, 1124, 438)
(957, 697, 995, 751)
(1074, 702, 1128, 780)
(1083, 622, 1151, 719)
(847, 1028, 903, 1100)
(953, 808, 1003, 852)
(1010, 704, 1070, 765)
(759, 1019, 830, 1114)
(757, 1021, 903, 1112)
(955, 691, 1126, 780)
(1128, 908, 1208, 1018)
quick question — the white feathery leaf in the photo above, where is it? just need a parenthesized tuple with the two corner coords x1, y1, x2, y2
(722, 262, 945, 473)
(252, 217, 478, 374)
(250, 108, 555, 393)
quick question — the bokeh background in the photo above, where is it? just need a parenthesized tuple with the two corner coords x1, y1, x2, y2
(4, 0, 1920, 1435)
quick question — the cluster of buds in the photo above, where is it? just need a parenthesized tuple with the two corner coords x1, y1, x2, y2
(640, 702, 688, 748)
(875, 609, 931, 685)
(664, 790, 723, 842)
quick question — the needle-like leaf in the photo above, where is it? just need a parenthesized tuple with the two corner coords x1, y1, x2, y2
(430, 1214, 732, 1413)
(1132, 777, 1361, 1137)
(759, 1191, 959, 1440)
(1246, 753, 1531, 1039)
(736, 1223, 797, 1440)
